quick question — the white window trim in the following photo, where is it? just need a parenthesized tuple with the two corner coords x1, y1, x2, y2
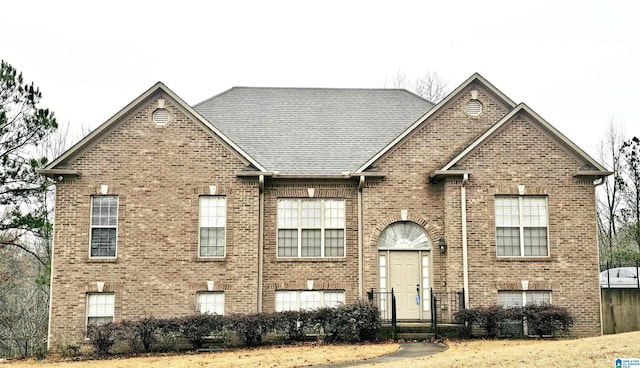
(275, 290, 345, 312)
(277, 199, 346, 258)
(89, 196, 119, 259)
(86, 293, 115, 327)
(498, 290, 552, 307)
(496, 196, 549, 258)
(198, 196, 227, 258)
(197, 291, 225, 315)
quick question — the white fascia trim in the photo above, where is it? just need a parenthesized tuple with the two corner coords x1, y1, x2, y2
(440, 103, 610, 173)
(354, 72, 517, 173)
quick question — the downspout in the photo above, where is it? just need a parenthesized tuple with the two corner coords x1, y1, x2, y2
(461, 173, 470, 307)
(46, 215, 56, 350)
(593, 176, 606, 335)
(257, 175, 264, 312)
(358, 176, 365, 298)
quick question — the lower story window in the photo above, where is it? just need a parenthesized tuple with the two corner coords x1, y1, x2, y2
(87, 293, 115, 325)
(275, 290, 345, 312)
(498, 290, 551, 307)
(498, 290, 552, 336)
(197, 292, 225, 315)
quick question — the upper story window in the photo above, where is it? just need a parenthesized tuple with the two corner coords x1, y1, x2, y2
(90, 196, 118, 258)
(86, 293, 115, 325)
(199, 196, 226, 258)
(277, 199, 345, 258)
(495, 196, 548, 257)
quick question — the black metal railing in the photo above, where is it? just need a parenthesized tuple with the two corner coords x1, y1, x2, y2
(431, 289, 465, 335)
(367, 288, 397, 339)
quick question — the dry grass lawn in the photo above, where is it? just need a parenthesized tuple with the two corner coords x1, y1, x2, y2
(359, 331, 640, 368)
(5, 331, 640, 367)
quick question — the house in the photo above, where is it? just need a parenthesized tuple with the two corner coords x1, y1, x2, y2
(41, 73, 610, 348)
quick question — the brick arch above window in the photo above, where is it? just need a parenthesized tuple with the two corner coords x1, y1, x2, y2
(369, 214, 439, 247)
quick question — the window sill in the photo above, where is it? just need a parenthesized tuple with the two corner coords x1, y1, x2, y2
(196, 257, 227, 262)
(496, 257, 553, 262)
(276, 257, 347, 263)
(86, 258, 118, 263)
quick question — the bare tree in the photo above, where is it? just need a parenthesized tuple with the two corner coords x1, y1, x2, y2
(383, 69, 449, 103)
(597, 120, 626, 250)
(621, 136, 640, 251)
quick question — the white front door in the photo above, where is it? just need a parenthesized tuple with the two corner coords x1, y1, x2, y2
(388, 251, 421, 320)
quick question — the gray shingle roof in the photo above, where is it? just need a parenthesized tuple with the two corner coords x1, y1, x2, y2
(193, 87, 434, 175)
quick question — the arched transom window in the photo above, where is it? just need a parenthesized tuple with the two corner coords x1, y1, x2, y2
(378, 222, 430, 250)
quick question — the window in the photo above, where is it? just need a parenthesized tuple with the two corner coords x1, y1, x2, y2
(378, 222, 430, 249)
(199, 196, 226, 257)
(495, 196, 548, 257)
(277, 199, 345, 257)
(197, 292, 225, 315)
(275, 290, 345, 312)
(498, 291, 551, 336)
(498, 291, 551, 307)
(90, 196, 118, 258)
(87, 293, 115, 325)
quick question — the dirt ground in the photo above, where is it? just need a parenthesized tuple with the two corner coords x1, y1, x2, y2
(5, 331, 640, 367)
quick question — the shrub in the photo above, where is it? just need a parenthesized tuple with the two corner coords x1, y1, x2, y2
(475, 305, 507, 338)
(227, 313, 276, 347)
(521, 304, 574, 337)
(453, 308, 479, 338)
(272, 310, 311, 342)
(314, 300, 380, 343)
(177, 314, 225, 349)
(86, 322, 119, 356)
(454, 304, 575, 338)
(118, 316, 159, 353)
(156, 318, 181, 352)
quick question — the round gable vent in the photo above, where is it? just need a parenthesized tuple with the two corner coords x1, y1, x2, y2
(152, 108, 170, 125)
(465, 99, 483, 116)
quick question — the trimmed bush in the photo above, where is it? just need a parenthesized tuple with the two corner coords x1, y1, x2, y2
(314, 300, 380, 343)
(454, 304, 574, 338)
(272, 310, 311, 342)
(118, 316, 159, 353)
(177, 314, 225, 349)
(521, 304, 574, 337)
(79, 300, 381, 356)
(87, 322, 119, 356)
(227, 312, 276, 347)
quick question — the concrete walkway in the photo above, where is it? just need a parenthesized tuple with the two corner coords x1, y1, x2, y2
(307, 341, 448, 367)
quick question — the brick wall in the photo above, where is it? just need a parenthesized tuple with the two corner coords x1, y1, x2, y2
(49, 93, 260, 346)
(49, 81, 603, 348)
(260, 181, 360, 310)
(362, 84, 601, 336)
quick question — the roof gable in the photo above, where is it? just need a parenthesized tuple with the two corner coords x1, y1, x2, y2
(431, 103, 611, 180)
(193, 87, 434, 176)
(41, 82, 266, 176)
(355, 73, 517, 172)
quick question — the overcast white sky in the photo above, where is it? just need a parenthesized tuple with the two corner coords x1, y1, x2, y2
(3, 0, 638, 160)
